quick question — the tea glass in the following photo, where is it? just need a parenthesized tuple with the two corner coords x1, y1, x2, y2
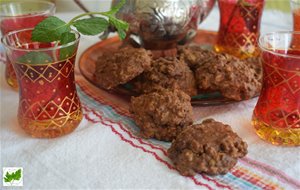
(252, 31, 300, 146)
(291, 0, 300, 31)
(215, 0, 265, 59)
(1, 28, 83, 138)
(291, 0, 300, 48)
(0, 0, 56, 89)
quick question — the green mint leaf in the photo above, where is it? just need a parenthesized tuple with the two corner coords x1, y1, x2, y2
(73, 17, 109, 35)
(107, 0, 126, 15)
(60, 32, 76, 60)
(13, 169, 22, 181)
(101, 0, 128, 39)
(32, 16, 71, 42)
(60, 32, 76, 44)
(18, 52, 53, 65)
(108, 16, 128, 40)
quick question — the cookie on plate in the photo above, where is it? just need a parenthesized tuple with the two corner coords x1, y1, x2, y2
(94, 47, 152, 89)
(168, 119, 248, 176)
(130, 89, 193, 142)
(194, 53, 261, 100)
(178, 45, 216, 70)
(245, 57, 263, 84)
(134, 57, 197, 96)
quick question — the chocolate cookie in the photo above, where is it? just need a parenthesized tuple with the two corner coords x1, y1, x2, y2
(245, 57, 263, 84)
(178, 45, 216, 70)
(134, 57, 197, 96)
(94, 47, 152, 89)
(168, 119, 248, 176)
(194, 53, 261, 100)
(130, 89, 193, 141)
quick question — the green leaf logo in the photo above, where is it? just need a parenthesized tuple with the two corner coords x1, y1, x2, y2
(3, 168, 23, 187)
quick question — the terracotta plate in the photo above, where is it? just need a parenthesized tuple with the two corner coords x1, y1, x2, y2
(79, 30, 239, 106)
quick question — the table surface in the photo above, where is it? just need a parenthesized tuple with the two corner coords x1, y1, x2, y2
(1, 8, 300, 190)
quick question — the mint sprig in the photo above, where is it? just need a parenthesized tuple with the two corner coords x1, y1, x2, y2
(73, 17, 109, 35)
(32, 0, 128, 42)
(31, 16, 70, 43)
(26, 0, 128, 64)
(60, 32, 76, 60)
(105, 16, 128, 39)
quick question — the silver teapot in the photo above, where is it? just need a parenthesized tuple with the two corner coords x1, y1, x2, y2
(112, 0, 215, 49)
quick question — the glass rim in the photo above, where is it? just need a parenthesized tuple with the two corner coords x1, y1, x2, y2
(259, 31, 300, 59)
(1, 28, 81, 52)
(0, 0, 56, 18)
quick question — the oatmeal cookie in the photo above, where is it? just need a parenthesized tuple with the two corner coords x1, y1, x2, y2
(134, 57, 197, 96)
(168, 119, 248, 176)
(195, 53, 261, 100)
(130, 89, 193, 142)
(94, 47, 152, 89)
(245, 57, 263, 84)
(178, 45, 216, 70)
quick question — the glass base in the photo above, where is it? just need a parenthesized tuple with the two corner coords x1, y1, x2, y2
(214, 44, 258, 60)
(5, 62, 18, 89)
(19, 111, 83, 138)
(6, 76, 18, 89)
(252, 116, 300, 146)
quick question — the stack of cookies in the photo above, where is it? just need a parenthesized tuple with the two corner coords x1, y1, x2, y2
(179, 46, 262, 100)
(94, 45, 254, 176)
(95, 45, 262, 101)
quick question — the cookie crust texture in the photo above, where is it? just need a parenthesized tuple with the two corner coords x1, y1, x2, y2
(135, 57, 197, 97)
(130, 89, 194, 142)
(194, 53, 261, 100)
(95, 47, 152, 89)
(168, 119, 248, 176)
(178, 45, 217, 69)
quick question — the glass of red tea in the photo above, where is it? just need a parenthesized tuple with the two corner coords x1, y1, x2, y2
(1, 28, 83, 138)
(291, 0, 300, 31)
(0, 0, 55, 89)
(291, 0, 300, 49)
(252, 31, 300, 146)
(215, 0, 265, 59)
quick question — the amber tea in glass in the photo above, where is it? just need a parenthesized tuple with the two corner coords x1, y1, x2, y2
(2, 28, 82, 138)
(0, 0, 55, 89)
(291, 0, 300, 31)
(215, 0, 264, 59)
(252, 32, 300, 146)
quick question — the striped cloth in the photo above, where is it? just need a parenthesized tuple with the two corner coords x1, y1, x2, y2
(75, 74, 300, 190)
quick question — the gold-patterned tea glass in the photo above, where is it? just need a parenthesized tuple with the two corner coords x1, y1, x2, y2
(0, 0, 56, 89)
(1, 28, 83, 138)
(215, 0, 265, 59)
(252, 32, 300, 146)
